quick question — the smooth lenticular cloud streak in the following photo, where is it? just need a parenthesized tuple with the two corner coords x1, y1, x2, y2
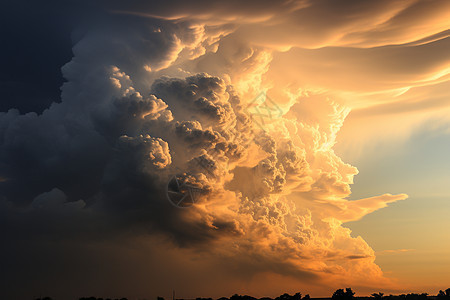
(1, 1, 448, 299)
(110, 0, 450, 47)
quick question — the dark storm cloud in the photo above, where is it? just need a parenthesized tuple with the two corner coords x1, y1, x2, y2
(0, 69, 254, 299)
(0, 12, 325, 292)
(0, 8, 207, 204)
(0, 9, 253, 244)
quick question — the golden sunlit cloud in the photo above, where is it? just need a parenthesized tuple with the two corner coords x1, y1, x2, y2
(1, 1, 449, 299)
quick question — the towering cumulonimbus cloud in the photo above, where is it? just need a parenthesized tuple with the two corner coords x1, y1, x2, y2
(0, 3, 428, 299)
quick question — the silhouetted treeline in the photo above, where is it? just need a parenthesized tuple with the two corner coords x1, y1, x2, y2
(79, 298, 128, 300)
(35, 297, 128, 300)
(214, 292, 310, 300)
(33, 287, 450, 300)
(378, 293, 428, 300)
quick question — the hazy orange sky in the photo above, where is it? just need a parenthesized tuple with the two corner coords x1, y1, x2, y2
(1, 1, 449, 299)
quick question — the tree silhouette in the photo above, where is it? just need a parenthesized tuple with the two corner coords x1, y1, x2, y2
(438, 290, 450, 299)
(293, 293, 302, 300)
(372, 293, 384, 300)
(332, 288, 355, 300)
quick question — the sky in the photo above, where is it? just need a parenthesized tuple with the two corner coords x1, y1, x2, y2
(0, 1, 449, 299)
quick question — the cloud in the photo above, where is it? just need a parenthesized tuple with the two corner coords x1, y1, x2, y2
(376, 249, 415, 255)
(266, 36, 450, 96)
(107, 0, 450, 48)
(0, 3, 426, 299)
